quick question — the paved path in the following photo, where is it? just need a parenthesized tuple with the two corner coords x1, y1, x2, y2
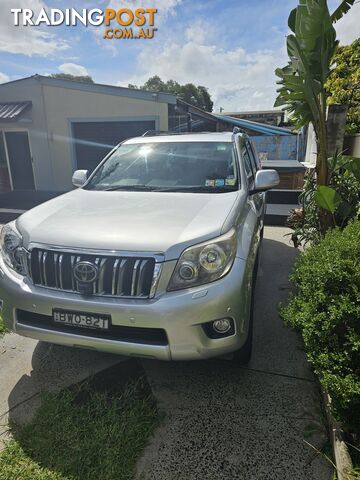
(137, 227, 331, 480)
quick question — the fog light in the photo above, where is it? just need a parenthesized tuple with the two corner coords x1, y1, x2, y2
(213, 318, 231, 334)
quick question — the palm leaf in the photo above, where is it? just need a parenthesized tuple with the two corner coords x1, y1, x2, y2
(331, 0, 355, 23)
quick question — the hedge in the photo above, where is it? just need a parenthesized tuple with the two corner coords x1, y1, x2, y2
(281, 220, 360, 437)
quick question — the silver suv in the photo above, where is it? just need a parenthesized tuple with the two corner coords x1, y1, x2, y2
(0, 131, 279, 362)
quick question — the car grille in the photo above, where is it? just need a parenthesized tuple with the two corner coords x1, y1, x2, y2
(26, 248, 157, 298)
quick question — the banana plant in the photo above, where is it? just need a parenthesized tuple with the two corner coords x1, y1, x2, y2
(331, 0, 356, 22)
(315, 155, 360, 224)
(274, 0, 355, 232)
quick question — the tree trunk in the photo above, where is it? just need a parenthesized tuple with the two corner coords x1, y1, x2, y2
(316, 105, 333, 234)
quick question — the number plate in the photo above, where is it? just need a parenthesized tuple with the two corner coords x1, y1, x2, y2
(53, 309, 110, 330)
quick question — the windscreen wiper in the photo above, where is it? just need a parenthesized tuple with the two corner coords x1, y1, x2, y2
(103, 185, 157, 191)
(153, 186, 236, 193)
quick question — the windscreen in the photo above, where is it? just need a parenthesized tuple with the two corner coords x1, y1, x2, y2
(85, 141, 239, 193)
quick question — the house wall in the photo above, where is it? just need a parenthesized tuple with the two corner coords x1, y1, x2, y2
(42, 84, 169, 190)
(0, 77, 54, 190)
(0, 78, 170, 191)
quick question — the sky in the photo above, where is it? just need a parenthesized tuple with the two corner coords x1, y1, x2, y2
(0, 0, 359, 112)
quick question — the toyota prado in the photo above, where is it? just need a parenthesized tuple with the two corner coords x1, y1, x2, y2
(0, 130, 279, 363)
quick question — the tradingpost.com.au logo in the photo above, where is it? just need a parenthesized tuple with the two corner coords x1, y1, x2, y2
(11, 8, 158, 40)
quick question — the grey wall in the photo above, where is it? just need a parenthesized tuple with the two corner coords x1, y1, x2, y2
(0, 77, 54, 190)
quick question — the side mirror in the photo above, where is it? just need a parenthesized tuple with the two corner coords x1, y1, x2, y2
(250, 169, 280, 194)
(72, 169, 88, 188)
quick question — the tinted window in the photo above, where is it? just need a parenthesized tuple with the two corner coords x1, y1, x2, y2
(246, 140, 259, 173)
(242, 144, 255, 185)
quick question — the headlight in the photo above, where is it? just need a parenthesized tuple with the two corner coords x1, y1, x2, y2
(0, 223, 25, 274)
(168, 229, 237, 291)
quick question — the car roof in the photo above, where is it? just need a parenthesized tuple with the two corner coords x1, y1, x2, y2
(124, 131, 241, 144)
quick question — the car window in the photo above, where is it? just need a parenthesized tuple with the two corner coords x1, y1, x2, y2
(242, 144, 255, 187)
(246, 140, 259, 173)
(86, 141, 239, 193)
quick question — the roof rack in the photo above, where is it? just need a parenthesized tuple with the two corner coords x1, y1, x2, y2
(142, 130, 170, 136)
(142, 130, 220, 137)
(232, 126, 247, 141)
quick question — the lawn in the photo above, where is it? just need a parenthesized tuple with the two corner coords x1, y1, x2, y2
(0, 363, 159, 480)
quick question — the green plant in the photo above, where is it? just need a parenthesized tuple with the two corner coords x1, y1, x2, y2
(325, 38, 360, 135)
(281, 221, 360, 442)
(287, 155, 360, 246)
(129, 75, 214, 112)
(287, 170, 322, 246)
(275, 0, 355, 232)
(316, 155, 360, 223)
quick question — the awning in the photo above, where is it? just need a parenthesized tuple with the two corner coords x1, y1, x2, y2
(0, 101, 32, 122)
(214, 114, 294, 136)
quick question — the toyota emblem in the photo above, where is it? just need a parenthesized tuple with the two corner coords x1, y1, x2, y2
(73, 261, 98, 283)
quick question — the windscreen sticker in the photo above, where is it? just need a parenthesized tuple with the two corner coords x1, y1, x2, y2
(225, 176, 236, 186)
(205, 179, 215, 187)
(215, 178, 225, 186)
(205, 178, 227, 187)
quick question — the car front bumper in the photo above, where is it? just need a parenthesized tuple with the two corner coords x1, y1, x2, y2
(0, 256, 252, 360)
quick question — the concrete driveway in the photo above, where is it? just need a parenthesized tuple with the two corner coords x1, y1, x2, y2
(137, 227, 332, 480)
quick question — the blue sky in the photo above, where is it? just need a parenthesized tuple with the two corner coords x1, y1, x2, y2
(0, 0, 358, 111)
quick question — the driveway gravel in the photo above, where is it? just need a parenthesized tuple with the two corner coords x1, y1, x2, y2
(137, 227, 332, 480)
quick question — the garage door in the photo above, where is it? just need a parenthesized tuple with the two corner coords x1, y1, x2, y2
(72, 120, 155, 172)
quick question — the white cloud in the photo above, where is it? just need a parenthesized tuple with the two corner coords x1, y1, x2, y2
(185, 19, 210, 44)
(58, 63, 89, 76)
(0, 72, 10, 84)
(0, 0, 68, 56)
(334, 2, 360, 45)
(119, 39, 287, 111)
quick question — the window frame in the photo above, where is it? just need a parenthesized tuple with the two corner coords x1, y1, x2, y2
(241, 141, 255, 189)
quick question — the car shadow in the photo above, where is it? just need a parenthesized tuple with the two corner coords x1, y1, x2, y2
(6, 355, 149, 480)
(7, 341, 122, 428)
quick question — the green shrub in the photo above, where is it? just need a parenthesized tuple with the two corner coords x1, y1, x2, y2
(281, 221, 360, 437)
(287, 157, 360, 247)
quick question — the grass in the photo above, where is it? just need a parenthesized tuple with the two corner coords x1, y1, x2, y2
(0, 364, 159, 480)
